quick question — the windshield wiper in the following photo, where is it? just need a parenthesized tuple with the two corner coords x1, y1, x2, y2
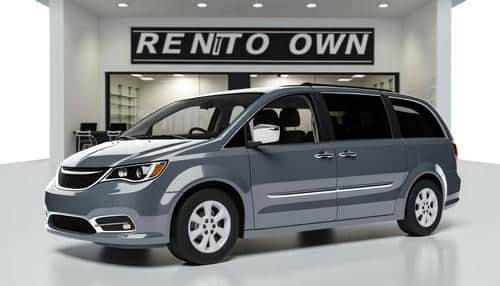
(168, 135, 187, 139)
(128, 135, 188, 140)
(119, 135, 137, 140)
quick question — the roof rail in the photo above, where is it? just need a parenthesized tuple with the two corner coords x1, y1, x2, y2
(298, 82, 393, 92)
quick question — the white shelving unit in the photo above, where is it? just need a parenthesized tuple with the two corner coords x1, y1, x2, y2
(110, 84, 138, 127)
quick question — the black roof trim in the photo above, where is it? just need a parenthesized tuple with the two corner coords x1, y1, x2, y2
(283, 82, 394, 93)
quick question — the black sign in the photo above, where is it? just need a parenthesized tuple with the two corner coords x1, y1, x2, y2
(131, 27, 374, 65)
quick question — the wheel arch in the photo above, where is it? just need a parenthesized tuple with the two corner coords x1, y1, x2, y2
(169, 180, 247, 240)
(396, 165, 447, 219)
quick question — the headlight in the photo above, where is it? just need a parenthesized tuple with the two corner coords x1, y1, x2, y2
(103, 162, 167, 183)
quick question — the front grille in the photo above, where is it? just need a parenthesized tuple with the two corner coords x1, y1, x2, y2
(57, 167, 108, 189)
(49, 214, 96, 234)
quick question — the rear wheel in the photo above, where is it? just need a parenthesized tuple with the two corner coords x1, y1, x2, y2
(398, 179, 443, 236)
(168, 189, 239, 265)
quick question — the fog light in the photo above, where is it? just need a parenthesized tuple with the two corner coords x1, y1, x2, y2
(123, 223, 131, 230)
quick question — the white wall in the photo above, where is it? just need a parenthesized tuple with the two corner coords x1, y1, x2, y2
(50, 0, 64, 171)
(436, 0, 452, 125)
(0, 0, 49, 165)
(50, 0, 100, 169)
(63, 0, 99, 157)
(452, 0, 500, 164)
(401, 0, 437, 105)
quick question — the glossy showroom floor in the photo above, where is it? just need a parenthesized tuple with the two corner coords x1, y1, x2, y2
(1, 159, 498, 286)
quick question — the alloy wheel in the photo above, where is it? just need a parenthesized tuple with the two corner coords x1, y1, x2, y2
(187, 200, 231, 253)
(414, 188, 439, 228)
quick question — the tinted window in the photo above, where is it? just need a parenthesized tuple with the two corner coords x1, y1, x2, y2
(321, 93, 392, 140)
(390, 98, 444, 138)
(225, 127, 247, 148)
(251, 94, 317, 145)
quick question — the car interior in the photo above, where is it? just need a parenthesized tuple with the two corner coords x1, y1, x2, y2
(251, 94, 317, 145)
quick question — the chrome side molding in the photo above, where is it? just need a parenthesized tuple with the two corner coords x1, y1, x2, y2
(267, 183, 393, 199)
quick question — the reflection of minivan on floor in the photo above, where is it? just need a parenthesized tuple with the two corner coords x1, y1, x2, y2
(45, 83, 460, 264)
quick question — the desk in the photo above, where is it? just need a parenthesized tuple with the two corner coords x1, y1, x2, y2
(73, 131, 112, 152)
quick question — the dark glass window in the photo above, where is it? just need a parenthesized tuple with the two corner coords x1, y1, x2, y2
(390, 98, 444, 138)
(321, 93, 392, 140)
(251, 94, 318, 145)
(225, 127, 247, 148)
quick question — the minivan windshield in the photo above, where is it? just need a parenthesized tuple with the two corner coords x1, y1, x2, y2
(121, 93, 261, 140)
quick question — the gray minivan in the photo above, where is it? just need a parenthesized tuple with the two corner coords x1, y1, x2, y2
(44, 84, 460, 265)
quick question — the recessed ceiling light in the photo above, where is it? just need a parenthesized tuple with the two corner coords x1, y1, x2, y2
(306, 3, 317, 8)
(337, 78, 353, 82)
(352, 74, 366, 78)
(197, 2, 208, 8)
(130, 74, 143, 78)
(117, 2, 129, 8)
(250, 74, 258, 78)
(252, 3, 264, 8)
(140, 77, 154, 81)
(378, 3, 389, 8)
(279, 74, 289, 78)
(173, 74, 184, 77)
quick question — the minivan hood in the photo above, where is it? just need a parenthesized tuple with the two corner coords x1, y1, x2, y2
(61, 139, 206, 168)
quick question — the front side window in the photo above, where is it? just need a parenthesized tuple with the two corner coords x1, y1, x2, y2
(321, 93, 392, 140)
(250, 94, 318, 145)
(123, 93, 260, 140)
(390, 98, 445, 138)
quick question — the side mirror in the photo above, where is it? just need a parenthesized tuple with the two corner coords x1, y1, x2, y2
(249, 124, 280, 146)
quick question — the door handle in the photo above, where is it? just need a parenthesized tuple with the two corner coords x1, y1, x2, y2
(338, 150, 357, 158)
(314, 152, 335, 159)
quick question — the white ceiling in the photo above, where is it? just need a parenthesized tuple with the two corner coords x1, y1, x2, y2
(69, 0, 434, 18)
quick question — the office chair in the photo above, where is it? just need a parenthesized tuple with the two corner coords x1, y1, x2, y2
(75, 131, 96, 151)
(80, 122, 97, 131)
(110, 123, 127, 132)
(106, 130, 122, 141)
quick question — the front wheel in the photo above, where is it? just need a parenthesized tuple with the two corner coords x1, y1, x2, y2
(168, 189, 239, 265)
(398, 179, 443, 236)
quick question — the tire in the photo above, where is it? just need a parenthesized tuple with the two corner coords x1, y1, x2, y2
(168, 189, 239, 265)
(397, 179, 443, 236)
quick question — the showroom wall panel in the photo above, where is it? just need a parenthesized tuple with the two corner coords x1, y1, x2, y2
(452, 0, 500, 164)
(63, 0, 100, 157)
(401, 0, 437, 105)
(0, 0, 49, 164)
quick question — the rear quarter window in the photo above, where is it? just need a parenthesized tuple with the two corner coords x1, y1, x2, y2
(390, 98, 445, 138)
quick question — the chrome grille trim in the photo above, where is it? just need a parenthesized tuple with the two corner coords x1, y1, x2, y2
(60, 168, 104, 175)
(55, 167, 112, 191)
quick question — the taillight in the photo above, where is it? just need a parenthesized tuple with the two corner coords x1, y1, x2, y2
(451, 141, 458, 158)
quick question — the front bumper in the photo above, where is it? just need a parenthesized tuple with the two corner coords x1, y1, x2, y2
(45, 211, 168, 248)
(44, 177, 177, 248)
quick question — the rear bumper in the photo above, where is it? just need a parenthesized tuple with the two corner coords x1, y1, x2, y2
(444, 171, 461, 209)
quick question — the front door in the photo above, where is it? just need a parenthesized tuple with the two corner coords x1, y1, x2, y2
(249, 93, 338, 229)
(318, 91, 406, 220)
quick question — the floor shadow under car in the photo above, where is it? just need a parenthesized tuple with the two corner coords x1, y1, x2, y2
(56, 219, 459, 267)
